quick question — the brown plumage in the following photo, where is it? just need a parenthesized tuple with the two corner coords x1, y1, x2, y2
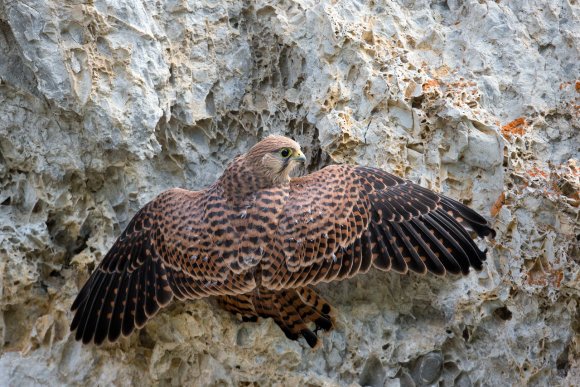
(70, 135, 495, 347)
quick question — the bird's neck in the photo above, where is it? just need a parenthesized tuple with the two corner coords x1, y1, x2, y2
(218, 156, 286, 204)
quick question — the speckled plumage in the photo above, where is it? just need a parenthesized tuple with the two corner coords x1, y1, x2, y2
(71, 135, 495, 347)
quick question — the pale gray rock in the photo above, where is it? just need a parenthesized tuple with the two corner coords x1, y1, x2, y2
(0, 0, 578, 386)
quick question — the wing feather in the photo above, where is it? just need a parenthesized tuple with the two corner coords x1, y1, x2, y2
(121, 269, 139, 337)
(391, 221, 427, 274)
(381, 223, 409, 274)
(70, 188, 269, 344)
(348, 238, 364, 277)
(368, 225, 389, 270)
(357, 230, 374, 274)
(134, 260, 148, 328)
(411, 216, 463, 274)
(262, 165, 494, 290)
(400, 221, 445, 275)
(107, 268, 129, 342)
(79, 271, 111, 343)
(93, 270, 121, 345)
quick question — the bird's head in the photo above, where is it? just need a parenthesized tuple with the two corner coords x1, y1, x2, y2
(245, 135, 306, 185)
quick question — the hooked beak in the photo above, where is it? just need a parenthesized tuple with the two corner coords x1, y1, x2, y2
(292, 150, 307, 164)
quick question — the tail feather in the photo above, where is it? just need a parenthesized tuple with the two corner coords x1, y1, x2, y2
(217, 286, 334, 348)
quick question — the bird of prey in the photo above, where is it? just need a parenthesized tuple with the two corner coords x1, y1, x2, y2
(70, 135, 495, 347)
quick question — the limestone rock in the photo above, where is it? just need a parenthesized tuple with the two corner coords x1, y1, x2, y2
(0, 0, 578, 385)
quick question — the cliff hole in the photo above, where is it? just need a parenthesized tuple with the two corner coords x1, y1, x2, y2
(556, 346, 570, 377)
(358, 355, 386, 387)
(493, 306, 513, 321)
(462, 327, 470, 341)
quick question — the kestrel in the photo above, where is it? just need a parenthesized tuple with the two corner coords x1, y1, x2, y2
(71, 135, 495, 347)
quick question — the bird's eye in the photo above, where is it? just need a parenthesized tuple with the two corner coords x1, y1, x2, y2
(280, 148, 292, 158)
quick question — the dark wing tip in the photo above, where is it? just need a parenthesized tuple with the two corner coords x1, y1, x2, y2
(70, 249, 176, 345)
(439, 196, 496, 239)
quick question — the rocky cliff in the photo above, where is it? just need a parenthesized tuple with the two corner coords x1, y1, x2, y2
(0, 0, 578, 385)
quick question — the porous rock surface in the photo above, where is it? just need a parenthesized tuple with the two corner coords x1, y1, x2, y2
(0, 0, 578, 385)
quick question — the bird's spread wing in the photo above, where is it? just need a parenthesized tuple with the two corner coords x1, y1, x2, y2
(261, 165, 495, 290)
(70, 187, 279, 344)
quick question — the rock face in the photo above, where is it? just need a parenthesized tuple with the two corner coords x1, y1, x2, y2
(0, 0, 578, 385)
